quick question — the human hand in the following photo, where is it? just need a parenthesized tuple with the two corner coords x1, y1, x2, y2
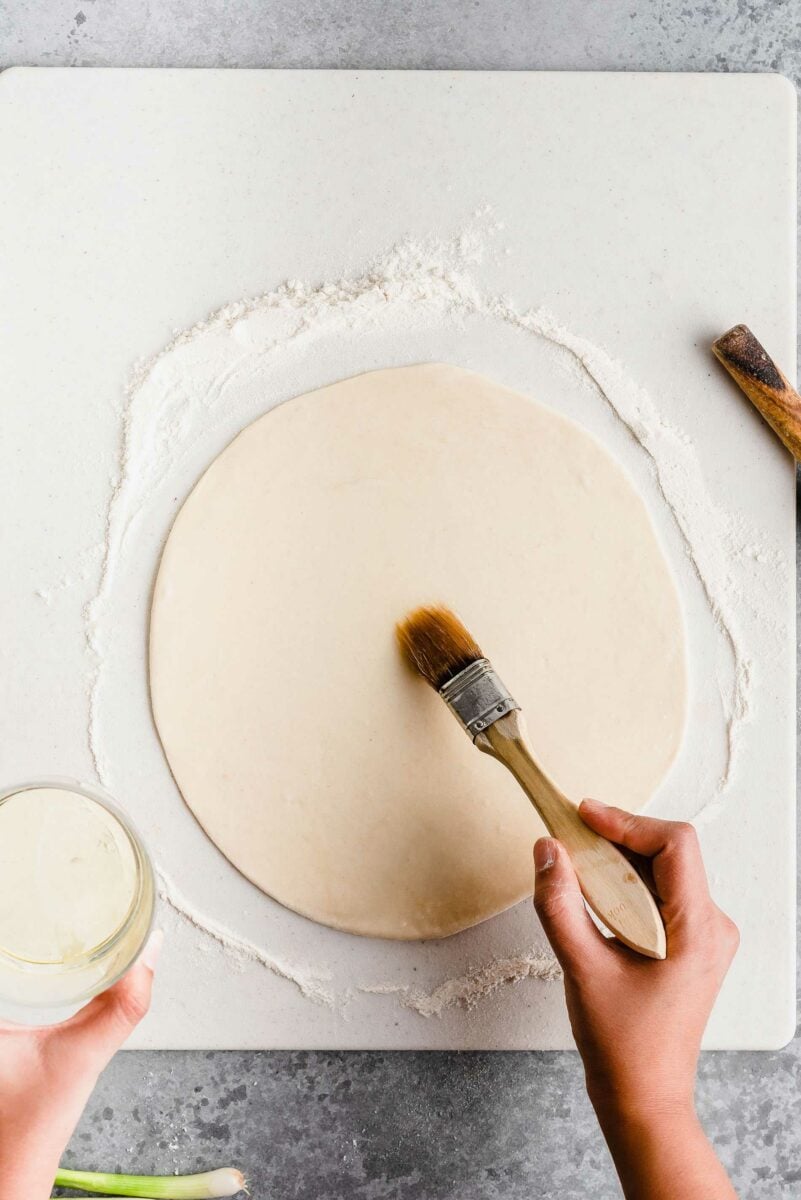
(0, 928, 163, 1200)
(534, 803, 738, 1121)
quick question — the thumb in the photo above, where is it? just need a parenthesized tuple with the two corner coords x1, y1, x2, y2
(59, 929, 163, 1067)
(534, 839, 604, 972)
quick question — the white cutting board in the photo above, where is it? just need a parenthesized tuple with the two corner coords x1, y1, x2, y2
(0, 69, 795, 1048)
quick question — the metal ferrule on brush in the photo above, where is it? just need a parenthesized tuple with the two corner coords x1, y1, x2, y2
(439, 659, 520, 741)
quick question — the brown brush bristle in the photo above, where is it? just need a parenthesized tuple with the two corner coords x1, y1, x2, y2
(396, 605, 484, 690)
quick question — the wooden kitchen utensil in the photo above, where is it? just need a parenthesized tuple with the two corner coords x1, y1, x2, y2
(397, 604, 667, 960)
(713, 324, 801, 460)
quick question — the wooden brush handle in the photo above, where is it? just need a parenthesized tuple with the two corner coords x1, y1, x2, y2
(475, 710, 666, 960)
(712, 324, 801, 460)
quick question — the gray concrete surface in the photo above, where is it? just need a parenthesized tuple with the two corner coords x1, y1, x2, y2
(3, 1, 800, 1197)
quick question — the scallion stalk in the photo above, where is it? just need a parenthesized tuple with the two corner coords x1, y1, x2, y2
(53, 1166, 246, 1198)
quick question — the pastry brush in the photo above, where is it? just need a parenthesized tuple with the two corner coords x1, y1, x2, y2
(397, 605, 666, 960)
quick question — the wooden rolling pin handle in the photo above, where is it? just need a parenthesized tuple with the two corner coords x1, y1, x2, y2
(712, 324, 801, 461)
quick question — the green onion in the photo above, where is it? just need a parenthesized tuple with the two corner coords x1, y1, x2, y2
(53, 1166, 246, 1198)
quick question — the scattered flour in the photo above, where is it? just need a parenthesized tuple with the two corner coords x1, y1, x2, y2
(36, 542, 104, 606)
(56, 213, 786, 1012)
(361, 952, 562, 1017)
(156, 865, 336, 1007)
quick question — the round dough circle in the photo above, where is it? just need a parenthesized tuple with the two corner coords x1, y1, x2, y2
(150, 364, 686, 940)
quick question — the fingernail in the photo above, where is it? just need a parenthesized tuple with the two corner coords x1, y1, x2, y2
(139, 929, 164, 972)
(580, 797, 605, 811)
(534, 838, 557, 871)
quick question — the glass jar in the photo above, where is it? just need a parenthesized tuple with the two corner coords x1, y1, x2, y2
(0, 779, 154, 1023)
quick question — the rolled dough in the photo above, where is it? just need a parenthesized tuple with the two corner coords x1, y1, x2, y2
(149, 364, 686, 940)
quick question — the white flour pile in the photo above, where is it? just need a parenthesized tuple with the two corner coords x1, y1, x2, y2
(58, 214, 787, 1014)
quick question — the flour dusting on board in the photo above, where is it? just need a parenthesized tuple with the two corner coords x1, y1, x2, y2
(73, 213, 785, 1011)
(155, 867, 336, 1006)
(361, 952, 562, 1017)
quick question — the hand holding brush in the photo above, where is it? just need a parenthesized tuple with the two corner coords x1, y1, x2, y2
(397, 605, 666, 959)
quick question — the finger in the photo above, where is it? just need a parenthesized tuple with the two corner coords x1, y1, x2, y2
(580, 801, 710, 932)
(58, 929, 163, 1065)
(533, 838, 607, 972)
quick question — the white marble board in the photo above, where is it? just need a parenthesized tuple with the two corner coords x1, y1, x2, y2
(0, 68, 795, 1048)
